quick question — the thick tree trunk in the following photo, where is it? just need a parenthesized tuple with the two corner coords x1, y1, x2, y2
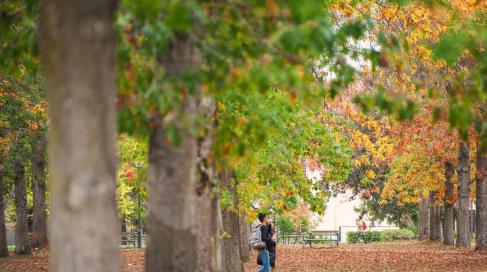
(146, 115, 198, 271)
(13, 149, 31, 255)
(444, 160, 455, 245)
(475, 147, 487, 250)
(239, 211, 251, 262)
(418, 197, 430, 240)
(196, 190, 212, 272)
(31, 137, 48, 249)
(196, 97, 216, 271)
(221, 170, 244, 272)
(39, 0, 120, 271)
(0, 166, 8, 257)
(429, 202, 441, 241)
(145, 26, 202, 270)
(457, 141, 471, 247)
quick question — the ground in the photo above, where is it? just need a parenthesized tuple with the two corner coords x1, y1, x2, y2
(245, 242, 487, 272)
(1, 241, 487, 271)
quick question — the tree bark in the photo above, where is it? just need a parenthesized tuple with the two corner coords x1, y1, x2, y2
(457, 141, 471, 247)
(429, 202, 441, 241)
(212, 192, 224, 272)
(443, 160, 455, 245)
(31, 136, 48, 249)
(0, 166, 8, 257)
(221, 170, 244, 272)
(146, 28, 202, 271)
(196, 97, 216, 272)
(239, 211, 250, 262)
(476, 146, 487, 250)
(39, 0, 120, 271)
(196, 188, 212, 272)
(146, 114, 198, 271)
(13, 147, 31, 255)
(418, 197, 430, 240)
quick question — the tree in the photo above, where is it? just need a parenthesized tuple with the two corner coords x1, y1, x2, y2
(418, 197, 430, 240)
(429, 198, 441, 241)
(30, 135, 47, 248)
(13, 143, 30, 255)
(39, 0, 120, 271)
(457, 141, 471, 247)
(443, 160, 455, 245)
(195, 96, 219, 271)
(238, 212, 251, 262)
(221, 170, 244, 272)
(145, 28, 201, 271)
(0, 163, 8, 257)
(475, 146, 487, 250)
(116, 1, 369, 269)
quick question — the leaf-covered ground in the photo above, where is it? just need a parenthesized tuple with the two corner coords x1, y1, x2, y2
(1, 241, 487, 271)
(245, 241, 487, 272)
(0, 248, 146, 272)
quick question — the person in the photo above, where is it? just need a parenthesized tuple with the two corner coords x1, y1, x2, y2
(257, 217, 277, 269)
(356, 215, 365, 243)
(267, 222, 276, 269)
(256, 213, 273, 272)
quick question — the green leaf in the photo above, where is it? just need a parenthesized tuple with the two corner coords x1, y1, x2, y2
(433, 32, 468, 65)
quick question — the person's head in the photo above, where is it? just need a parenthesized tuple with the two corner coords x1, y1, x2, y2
(258, 212, 267, 223)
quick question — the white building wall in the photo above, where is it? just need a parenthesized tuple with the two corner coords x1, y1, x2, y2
(303, 159, 397, 243)
(312, 190, 362, 231)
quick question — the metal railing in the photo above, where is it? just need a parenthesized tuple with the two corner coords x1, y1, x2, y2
(277, 225, 399, 245)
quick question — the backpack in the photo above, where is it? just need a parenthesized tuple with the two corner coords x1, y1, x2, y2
(249, 224, 266, 250)
(362, 221, 367, 231)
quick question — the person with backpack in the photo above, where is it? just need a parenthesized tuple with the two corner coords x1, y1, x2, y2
(257, 219, 276, 269)
(249, 213, 273, 272)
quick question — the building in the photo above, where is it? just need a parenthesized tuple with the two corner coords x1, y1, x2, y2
(303, 158, 397, 242)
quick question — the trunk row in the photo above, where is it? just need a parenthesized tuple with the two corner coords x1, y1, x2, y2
(418, 141, 487, 250)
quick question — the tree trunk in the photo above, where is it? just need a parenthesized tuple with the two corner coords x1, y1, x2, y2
(31, 136, 48, 249)
(145, 24, 202, 270)
(429, 202, 441, 241)
(39, 0, 120, 271)
(13, 148, 31, 255)
(0, 166, 8, 257)
(196, 189, 212, 272)
(418, 197, 430, 240)
(221, 170, 244, 272)
(457, 141, 471, 247)
(239, 211, 250, 262)
(146, 115, 198, 271)
(444, 160, 455, 245)
(476, 146, 487, 250)
(212, 192, 224, 272)
(196, 97, 216, 272)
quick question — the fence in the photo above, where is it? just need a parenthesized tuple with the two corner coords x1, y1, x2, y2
(120, 230, 147, 248)
(277, 225, 400, 245)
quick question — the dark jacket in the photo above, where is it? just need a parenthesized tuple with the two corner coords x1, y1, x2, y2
(257, 223, 276, 267)
(260, 224, 273, 250)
